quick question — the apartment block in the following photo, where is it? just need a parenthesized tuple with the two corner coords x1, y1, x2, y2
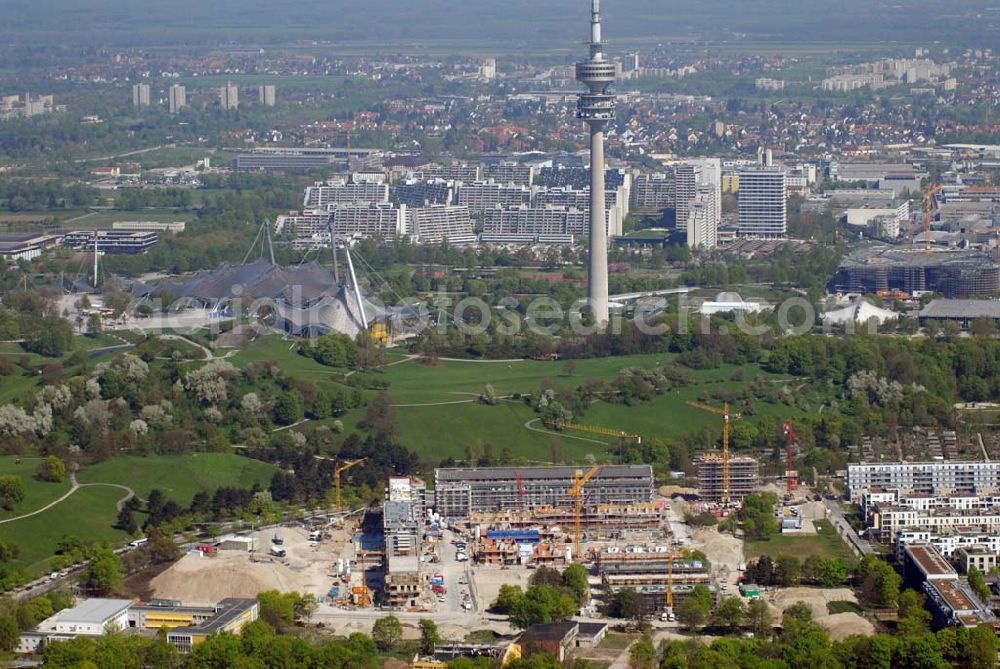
(405, 205, 476, 245)
(847, 461, 1000, 502)
(738, 169, 787, 238)
(303, 180, 389, 208)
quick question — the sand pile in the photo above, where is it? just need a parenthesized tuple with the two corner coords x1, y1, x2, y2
(764, 587, 874, 639)
(150, 552, 308, 605)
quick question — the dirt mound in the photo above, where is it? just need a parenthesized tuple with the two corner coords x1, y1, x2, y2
(763, 587, 874, 639)
(150, 552, 301, 605)
(818, 612, 875, 640)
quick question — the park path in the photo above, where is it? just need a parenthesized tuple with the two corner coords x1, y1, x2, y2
(0, 472, 138, 525)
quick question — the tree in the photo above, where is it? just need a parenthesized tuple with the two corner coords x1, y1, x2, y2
(86, 312, 102, 336)
(0, 614, 17, 652)
(562, 563, 590, 606)
(0, 475, 25, 510)
(258, 590, 295, 631)
(34, 455, 67, 483)
(272, 390, 305, 426)
(419, 618, 442, 655)
(493, 584, 525, 614)
(372, 615, 403, 652)
(509, 585, 576, 629)
(813, 557, 849, 587)
(675, 593, 710, 630)
(360, 392, 400, 442)
(967, 565, 991, 604)
(713, 596, 747, 630)
(961, 624, 999, 669)
(747, 598, 772, 637)
(80, 548, 123, 595)
(776, 554, 802, 586)
(897, 589, 931, 636)
(116, 507, 138, 535)
(856, 556, 902, 608)
(628, 636, 657, 669)
(608, 587, 643, 622)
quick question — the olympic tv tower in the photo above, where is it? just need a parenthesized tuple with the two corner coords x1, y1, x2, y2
(576, 0, 616, 324)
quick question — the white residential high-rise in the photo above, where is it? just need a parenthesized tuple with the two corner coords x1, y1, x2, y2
(220, 82, 239, 111)
(575, 0, 616, 324)
(674, 163, 701, 233)
(686, 183, 719, 250)
(480, 58, 497, 81)
(168, 85, 186, 114)
(131, 83, 150, 109)
(738, 169, 787, 238)
(676, 159, 721, 241)
(258, 85, 276, 107)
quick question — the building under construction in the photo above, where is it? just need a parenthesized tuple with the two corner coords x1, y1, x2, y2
(833, 246, 1000, 298)
(597, 548, 712, 614)
(470, 503, 664, 533)
(696, 455, 760, 503)
(433, 466, 654, 520)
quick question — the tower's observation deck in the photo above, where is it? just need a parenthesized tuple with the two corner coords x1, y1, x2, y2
(576, 0, 616, 124)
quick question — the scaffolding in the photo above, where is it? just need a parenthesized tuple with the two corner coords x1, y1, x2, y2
(696, 455, 759, 503)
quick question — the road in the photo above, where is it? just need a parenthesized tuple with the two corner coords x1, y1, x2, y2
(823, 498, 874, 556)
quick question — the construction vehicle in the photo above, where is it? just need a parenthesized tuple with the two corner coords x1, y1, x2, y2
(685, 400, 741, 506)
(567, 466, 603, 560)
(270, 545, 287, 558)
(335, 458, 366, 519)
(783, 421, 800, 496)
(924, 184, 941, 253)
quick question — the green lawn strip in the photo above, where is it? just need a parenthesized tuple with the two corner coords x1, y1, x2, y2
(0, 486, 132, 574)
(76, 453, 278, 507)
(744, 519, 855, 563)
(0, 457, 72, 521)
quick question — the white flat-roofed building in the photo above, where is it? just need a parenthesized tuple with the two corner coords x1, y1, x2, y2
(19, 599, 132, 653)
(847, 461, 1000, 502)
(483, 162, 533, 186)
(112, 220, 186, 233)
(686, 183, 719, 250)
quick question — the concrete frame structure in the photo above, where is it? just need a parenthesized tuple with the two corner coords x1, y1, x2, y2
(433, 465, 653, 520)
(696, 455, 759, 503)
(576, 0, 616, 324)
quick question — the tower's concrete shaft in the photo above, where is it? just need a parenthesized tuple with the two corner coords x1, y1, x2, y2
(576, 0, 615, 325)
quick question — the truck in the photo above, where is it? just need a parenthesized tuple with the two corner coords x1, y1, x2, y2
(431, 584, 447, 595)
(272, 533, 283, 546)
(309, 530, 323, 542)
(270, 545, 287, 558)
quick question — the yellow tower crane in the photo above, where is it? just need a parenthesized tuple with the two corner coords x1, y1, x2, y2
(546, 420, 642, 444)
(335, 458, 366, 519)
(685, 400, 742, 506)
(666, 551, 685, 612)
(567, 465, 603, 561)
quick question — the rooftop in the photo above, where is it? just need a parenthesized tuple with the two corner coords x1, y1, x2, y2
(905, 543, 957, 578)
(40, 599, 132, 629)
(167, 598, 257, 637)
(919, 299, 1000, 320)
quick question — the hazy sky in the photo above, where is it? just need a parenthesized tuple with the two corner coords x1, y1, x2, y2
(1, 0, 995, 48)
